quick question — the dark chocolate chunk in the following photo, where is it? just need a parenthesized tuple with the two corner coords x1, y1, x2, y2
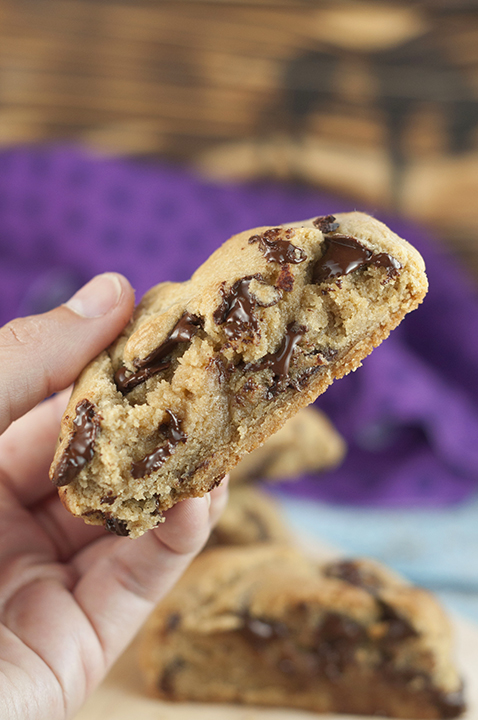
(315, 613, 365, 680)
(159, 658, 185, 697)
(319, 613, 365, 644)
(313, 215, 340, 234)
(213, 276, 262, 340)
(165, 612, 181, 634)
(105, 517, 130, 536)
(313, 234, 401, 285)
(115, 312, 203, 394)
(245, 322, 307, 396)
(131, 410, 187, 479)
(100, 494, 117, 505)
(249, 227, 307, 265)
(324, 559, 383, 594)
(313, 234, 373, 284)
(378, 600, 418, 643)
(372, 251, 403, 277)
(51, 399, 100, 487)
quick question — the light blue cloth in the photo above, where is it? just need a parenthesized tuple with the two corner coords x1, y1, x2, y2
(276, 493, 478, 623)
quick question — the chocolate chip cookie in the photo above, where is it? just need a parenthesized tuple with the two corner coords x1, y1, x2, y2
(49, 212, 428, 537)
(139, 544, 465, 718)
(206, 485, 290, 547)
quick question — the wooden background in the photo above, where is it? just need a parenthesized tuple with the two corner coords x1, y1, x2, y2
(2, 0, 478, 275)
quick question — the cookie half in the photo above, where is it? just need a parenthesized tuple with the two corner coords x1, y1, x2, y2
(49, 212, 428, 537)
(139, 544, 465, 718)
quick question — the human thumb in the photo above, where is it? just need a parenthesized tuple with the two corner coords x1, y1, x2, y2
(0, 273, 134, 435)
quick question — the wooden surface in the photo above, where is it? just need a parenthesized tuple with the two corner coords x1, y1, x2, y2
(75, 538, 478, 720)
(1, 1, 478, 274)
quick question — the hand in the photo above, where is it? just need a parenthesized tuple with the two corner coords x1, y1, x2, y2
(0, 273, 228, 720)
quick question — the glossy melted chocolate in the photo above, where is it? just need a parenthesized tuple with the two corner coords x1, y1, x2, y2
(248, 227, 307, 265)
(313, 233, 401, 285)
(246, 322, 306, 393)
(115, 312, 202, 394)
(131, 409, 187, 479)
(213, 276, 262, 340)
(52, 399, 100, 487)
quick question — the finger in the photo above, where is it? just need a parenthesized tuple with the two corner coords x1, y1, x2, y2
(33, 493, 108, 562)
(208, 474, 229, 529)
(73, 494, 212, 665)
(0, 391, 69, 505)
(0, 273, 135, 435)
(152, 495, 215, 556)
(31, 472, 229, 568)
(71, 477, 229, 573)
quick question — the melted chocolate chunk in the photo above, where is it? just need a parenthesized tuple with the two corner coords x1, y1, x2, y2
(316, 613, 365, 680)
(324, 559, 383, 594)
(159, 658, 185, 697)
(319, 613, 365, 644)
(378, 600, 418, 643)
(100, 494, 117, 505)
(240, 614, 288, 649)
(245, 323, 306, 396)
(313, 214, 340, 234)
(115, 312, 202, 394)
(131, 410, 187, 479)
(213, 276, 262, 340)
(51, 399, 100, 487)
(165, 612, 181, 634)
(313, 234, 401, 285)
(105, 517, 130, 536)
(249, 227, 307, 265)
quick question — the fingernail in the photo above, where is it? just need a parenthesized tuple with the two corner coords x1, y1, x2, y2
(65, 273, 123, 318)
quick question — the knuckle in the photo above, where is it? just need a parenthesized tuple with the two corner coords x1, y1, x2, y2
(0, 316, 46, 352)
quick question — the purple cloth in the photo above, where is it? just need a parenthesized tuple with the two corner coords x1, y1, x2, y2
(1, 144, 478, 507)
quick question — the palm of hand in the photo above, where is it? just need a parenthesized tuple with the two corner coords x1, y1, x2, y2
(0, 394, 222, 720)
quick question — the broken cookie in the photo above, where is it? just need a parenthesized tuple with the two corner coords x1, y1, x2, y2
(49, 212, 428, 537)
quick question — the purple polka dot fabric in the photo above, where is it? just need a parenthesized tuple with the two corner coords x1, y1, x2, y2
(1, 144, 478, 508)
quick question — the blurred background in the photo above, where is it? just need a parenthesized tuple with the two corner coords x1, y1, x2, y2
(2, 0, 478, 271)
(1, 0, 478, 624)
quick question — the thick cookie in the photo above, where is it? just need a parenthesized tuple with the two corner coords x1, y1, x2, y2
(49, 212, 428, 537)
(139, 544, 465, 718)
(229, 405, 346, 484)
